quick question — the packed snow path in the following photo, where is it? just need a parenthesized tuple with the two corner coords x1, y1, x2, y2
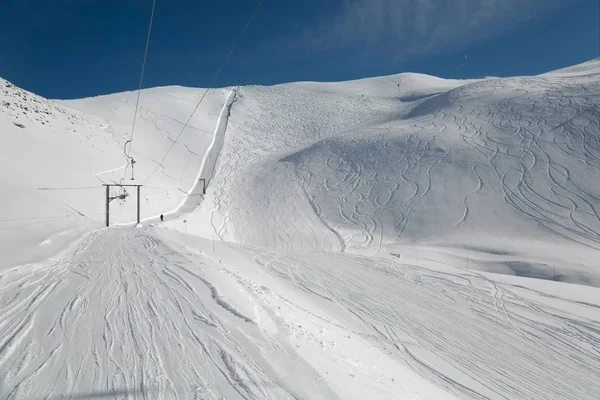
(1, 227, 600, 399)
(0, 229, 326, 400)
(0, 228, 451, 400)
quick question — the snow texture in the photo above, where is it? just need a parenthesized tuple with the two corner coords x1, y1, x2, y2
(1, 59, 600, 399)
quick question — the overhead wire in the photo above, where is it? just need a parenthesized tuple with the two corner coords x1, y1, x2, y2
(143, 0, 263, 185)
(64, 204, 102, 225)
(123, 0, 158, 182)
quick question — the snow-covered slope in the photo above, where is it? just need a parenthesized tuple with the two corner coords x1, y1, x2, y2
(3, 60, 600, 282)
(178, 59, 600, 286)
(542, 57, 600, 77)
(0, 79, 229, 268)
(2, 60, 600, 400)
(1, 225, 599, 399)
(280, 72, 482, 100)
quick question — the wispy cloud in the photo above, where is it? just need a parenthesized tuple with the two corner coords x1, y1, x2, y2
(293, 0, 580, 60)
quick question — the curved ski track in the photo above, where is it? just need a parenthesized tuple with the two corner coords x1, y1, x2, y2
(251, 75, 600, 255)
(250, 249, 600, 400)
(0, 229, 325, 400)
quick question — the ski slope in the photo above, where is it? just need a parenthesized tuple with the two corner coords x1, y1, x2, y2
(0, 79, 230, 269)
(180, 58, 600, 286)
(0, 227, 456, 400)
(2, 59, 600, 399)
(1, 226, 599, 399)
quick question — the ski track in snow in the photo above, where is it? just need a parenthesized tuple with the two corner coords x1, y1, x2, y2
(249, 249, 600, 400)
(4, 61, 600, 399)
(6, 226, 597, 399)
(0, 229, 316, 400)
(197, 68, 600, 285)
(300, 76, 600, 253)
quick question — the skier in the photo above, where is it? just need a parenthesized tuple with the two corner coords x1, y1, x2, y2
(160, 214, 164, 222)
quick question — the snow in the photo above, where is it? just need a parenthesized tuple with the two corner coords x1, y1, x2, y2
(0, 80, 229, 269)
(1, 226, 599, 399)
(279, 72, 482, 100)
(542, 57, 600, 77)
(2, 59, 600, 399)
(180, 59, 600, 286)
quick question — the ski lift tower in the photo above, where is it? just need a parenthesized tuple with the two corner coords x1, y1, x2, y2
(103, 184, 143, 227)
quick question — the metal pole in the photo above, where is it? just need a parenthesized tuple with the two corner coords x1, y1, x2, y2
(106, 185, 110, 227)
(137, 185, 141, 225)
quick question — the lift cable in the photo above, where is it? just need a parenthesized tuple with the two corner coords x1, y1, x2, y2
(123, 0, 158, 182)
(143, 0, 263, 185)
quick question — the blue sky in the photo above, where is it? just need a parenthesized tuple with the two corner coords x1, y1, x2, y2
(0, 0, 598, 99)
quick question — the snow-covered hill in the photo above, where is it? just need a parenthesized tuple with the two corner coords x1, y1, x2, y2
(2, 60, 600, 399)
(3, 60, 600, 282)
(279, 72, 482, 100)
(177, 59, 600, 286)
(0, 79, 230, 268)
